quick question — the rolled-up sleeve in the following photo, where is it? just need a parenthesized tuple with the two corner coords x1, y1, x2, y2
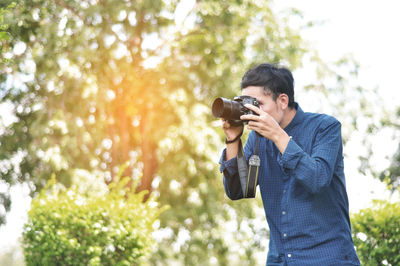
(219, 149, 239, 176)
(219, 149, 243, 200)
(277, 120, 342, 194)
(219, 132, 258, 200)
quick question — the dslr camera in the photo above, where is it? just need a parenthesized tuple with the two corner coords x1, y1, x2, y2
(212, 96, 260, 127)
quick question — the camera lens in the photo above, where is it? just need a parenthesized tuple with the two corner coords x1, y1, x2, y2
(211, 97, 225, 118)
(212, 97, 244, 120)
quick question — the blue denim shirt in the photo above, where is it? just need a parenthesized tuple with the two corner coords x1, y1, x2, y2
(219, 104, 360, 266)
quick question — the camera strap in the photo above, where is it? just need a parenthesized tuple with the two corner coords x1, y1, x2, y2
(237, 134, 260, 198)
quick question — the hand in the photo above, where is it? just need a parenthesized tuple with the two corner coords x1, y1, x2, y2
(221, 119, 243, 142)
(240, 104, 281, 140)
(241, 104, 290, 154)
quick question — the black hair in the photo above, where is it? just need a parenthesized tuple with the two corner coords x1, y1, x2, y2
(240, 63, 295, 108)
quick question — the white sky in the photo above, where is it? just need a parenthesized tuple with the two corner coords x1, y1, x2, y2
(1, 0, 400, 261)
(273, 0, 400, 212)
(276, 0, 400, 105)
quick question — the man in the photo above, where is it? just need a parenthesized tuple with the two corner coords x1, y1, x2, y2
(219, 63, 360, 265)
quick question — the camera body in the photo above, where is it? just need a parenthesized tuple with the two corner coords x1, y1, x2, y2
(212, 96, 260, 126)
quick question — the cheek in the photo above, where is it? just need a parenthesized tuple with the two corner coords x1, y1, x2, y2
(260, 106, 268, 114)
(261, 105, 272, 114)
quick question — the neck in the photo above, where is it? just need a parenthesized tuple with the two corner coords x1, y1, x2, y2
(281, 107, 297, 129)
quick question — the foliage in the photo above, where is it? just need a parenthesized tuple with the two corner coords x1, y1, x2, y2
(0, 0, 384, 263)
(23, 172, 165, 266)
(381, 147, 400, 192)
(0, 0, 308, 264)
(0, 2, 15, 47)
(351, 200, 400, 266)
(0, 1, 16, 226)
(377, 108, 400, 191)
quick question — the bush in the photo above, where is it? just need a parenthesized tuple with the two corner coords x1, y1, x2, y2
(23, 173, 165, 266)
(351, 200, 400, 266)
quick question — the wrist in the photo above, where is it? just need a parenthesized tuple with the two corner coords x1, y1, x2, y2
(225, 131, 243, 144)
(274, 130, 291, 154)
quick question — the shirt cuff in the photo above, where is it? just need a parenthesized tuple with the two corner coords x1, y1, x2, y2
(277, 138, 303, 171)
(219, 148, 238, 175)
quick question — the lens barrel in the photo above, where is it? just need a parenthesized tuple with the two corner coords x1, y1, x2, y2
(212, 97, 244, 120)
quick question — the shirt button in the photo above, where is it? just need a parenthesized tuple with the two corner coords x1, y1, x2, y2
(283, 190, 286, 193)
(282, 211, 286, 215)
(283, 233, 287, 237)
(288, 254, 292, 258)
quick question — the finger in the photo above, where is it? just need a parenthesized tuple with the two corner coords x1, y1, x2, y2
(240, 114, 261, 121)
(244, 104, 263, 115)
(247, 120, 261, 128)
(247, 124, 260, 132)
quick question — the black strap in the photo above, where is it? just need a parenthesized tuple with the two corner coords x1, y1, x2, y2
(237, 139, 248, 196)
(237, 133, 260, 198)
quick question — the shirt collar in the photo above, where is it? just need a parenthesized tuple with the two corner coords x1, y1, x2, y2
(283, 102, 304, 132)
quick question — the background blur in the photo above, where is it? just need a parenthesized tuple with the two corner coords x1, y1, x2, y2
(1, 0, 399, 265)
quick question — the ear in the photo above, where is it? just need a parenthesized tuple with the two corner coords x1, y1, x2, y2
(277, 94, 289, 110)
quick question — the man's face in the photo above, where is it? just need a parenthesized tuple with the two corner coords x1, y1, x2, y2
(242, 86, 284, 125)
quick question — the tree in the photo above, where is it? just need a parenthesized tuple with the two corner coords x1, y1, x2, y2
(378, 108, 400, 191)
(0, 2, 16, 226)
(1, 0, 308, 263)
(0, 2, 15, 55)
(352, 200, 400, 266)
